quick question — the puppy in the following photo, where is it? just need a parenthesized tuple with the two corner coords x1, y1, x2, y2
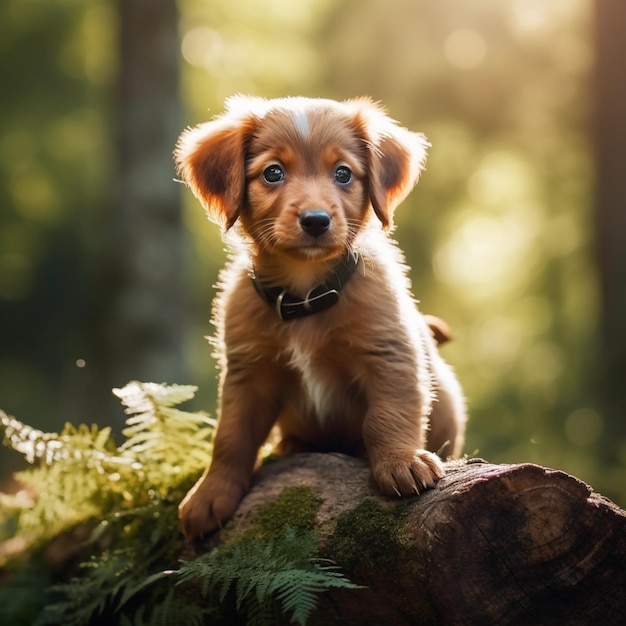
(175, 96, 466, 540)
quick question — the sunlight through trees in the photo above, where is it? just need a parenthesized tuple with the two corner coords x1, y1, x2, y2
(1, 0, 623, 505)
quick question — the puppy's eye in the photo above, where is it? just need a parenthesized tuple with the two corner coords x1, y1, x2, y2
(262, 164, 285, 184)
(334, 166, 352, 185)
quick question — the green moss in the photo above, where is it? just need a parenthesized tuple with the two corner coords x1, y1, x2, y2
(242, 485, 323, 541)
(321, 499, 409, 574)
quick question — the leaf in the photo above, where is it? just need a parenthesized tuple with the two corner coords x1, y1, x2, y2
(175, 527, 363, 625)
(116, 570, 172, 611)
(112, 382, 214, 481)
(1, 383, 364, 626)
(1, 381, 219, 625)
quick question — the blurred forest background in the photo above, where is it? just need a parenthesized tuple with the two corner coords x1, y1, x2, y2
(1, 0, 625, 506)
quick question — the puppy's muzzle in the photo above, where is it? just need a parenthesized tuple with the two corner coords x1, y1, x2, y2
(299, 209, 331, 238)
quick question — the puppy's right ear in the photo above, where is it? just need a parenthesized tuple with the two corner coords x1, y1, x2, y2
(175, 115, 255, 230)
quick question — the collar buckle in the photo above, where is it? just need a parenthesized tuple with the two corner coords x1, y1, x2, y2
(252, 253, 359, 321)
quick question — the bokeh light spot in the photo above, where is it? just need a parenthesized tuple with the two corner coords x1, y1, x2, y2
(181, 27, 224, 70)
(565, 408, 603, 446)
(444, 28, 487, 70)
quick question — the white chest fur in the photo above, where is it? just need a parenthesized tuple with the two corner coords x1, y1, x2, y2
(285, 340, 333, 421)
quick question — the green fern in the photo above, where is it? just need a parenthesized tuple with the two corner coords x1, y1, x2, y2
(1, 418, 124, 542)
(0, 382, 213, 547)
(1, 416, 114, 465)
(34, 550, 131, 626)
(1, 383, 214, 625)
(176, 526, 362, 626)
(119, 589, 215, 626)
(1, 382, 363, 625)
(115, 381, 215, 487)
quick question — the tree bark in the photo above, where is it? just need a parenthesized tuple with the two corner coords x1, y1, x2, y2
(200, 453, 626, 625)
(90, 0, 185, 428)
(593, 1, 626, 452)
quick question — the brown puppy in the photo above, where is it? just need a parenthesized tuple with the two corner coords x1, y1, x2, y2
(175, 96, 466, 540)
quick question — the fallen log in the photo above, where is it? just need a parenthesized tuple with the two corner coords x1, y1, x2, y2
(193, 453, 626, 625)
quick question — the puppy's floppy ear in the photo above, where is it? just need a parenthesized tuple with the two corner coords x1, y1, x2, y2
(174, 103, 258, 230)
(353, 99, 429, 229)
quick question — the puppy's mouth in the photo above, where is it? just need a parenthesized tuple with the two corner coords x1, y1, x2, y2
(295, 244, 338, 260)
(280, 238, 342, 262)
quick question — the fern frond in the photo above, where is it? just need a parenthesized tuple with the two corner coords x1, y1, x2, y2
(1, 411, 64, 464)
(242, 593, 277, 626)
(120, 589, 215, 626)
(270, 570, 320, 625)
(114, 381, 214, 485)
(177, 544, 238, 601)
(176, 526, 361, 626)
(1, 417, 131, 542)
(0, 411, 116, 467)
(34, 551, 129, 626)
(114, 381, 198, 412)
(271, 565, 361, 626)
(0, 381, 219, 624)
(1, 384, 366, 626)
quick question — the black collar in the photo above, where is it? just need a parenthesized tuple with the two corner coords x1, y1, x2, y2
(251, 252, 360, 321)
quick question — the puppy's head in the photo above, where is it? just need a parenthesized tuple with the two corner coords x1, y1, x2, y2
(175, 96, 428, 259)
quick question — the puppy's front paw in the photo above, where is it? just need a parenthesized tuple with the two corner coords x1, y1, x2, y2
(179, 475, 244, 540)
(371, 449, 445, 497)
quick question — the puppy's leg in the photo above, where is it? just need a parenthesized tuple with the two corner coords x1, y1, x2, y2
(363, 354, 444, 497)
(364, 411, 445, 497)
(179, 371, 279, 540)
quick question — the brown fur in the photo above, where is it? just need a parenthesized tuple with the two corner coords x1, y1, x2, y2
(175, 96, 467, 540)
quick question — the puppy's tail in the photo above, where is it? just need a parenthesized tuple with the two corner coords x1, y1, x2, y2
(424, 314, 453, 346)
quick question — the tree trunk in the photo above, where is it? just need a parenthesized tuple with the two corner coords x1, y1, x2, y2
(90, 0, 185, 428)
(197, 453, 626, 625)
(593, 1, 626, 454)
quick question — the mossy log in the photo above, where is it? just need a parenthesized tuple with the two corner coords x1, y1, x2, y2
(191, 453, 626, 625)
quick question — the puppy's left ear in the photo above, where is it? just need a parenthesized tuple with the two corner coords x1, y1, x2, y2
(356, 101, 429, 229)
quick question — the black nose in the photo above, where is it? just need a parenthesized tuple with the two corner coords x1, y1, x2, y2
(299, 210, 331, 238)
